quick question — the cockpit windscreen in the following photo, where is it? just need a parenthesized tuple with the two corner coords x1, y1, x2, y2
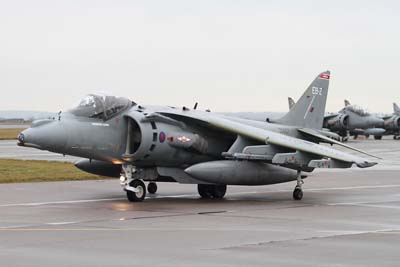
(70, 94, 134, 119)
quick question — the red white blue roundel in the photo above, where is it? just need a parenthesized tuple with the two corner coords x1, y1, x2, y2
(159, 132, 166, 143)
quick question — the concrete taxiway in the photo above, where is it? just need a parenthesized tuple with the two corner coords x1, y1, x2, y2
(0, 137, 400, 266)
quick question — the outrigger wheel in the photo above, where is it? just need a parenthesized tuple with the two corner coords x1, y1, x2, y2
(126, 179, 146, 202)
(293, 186, 303, 200)
(293, 170, 304, 200)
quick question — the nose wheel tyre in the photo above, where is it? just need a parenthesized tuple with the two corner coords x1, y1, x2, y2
(126, 179, 146, 202)
(293, 187, 303, 200)
(147, 182, 158, 194)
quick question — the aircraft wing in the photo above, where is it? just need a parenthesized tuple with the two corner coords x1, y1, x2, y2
(159, 111, 377, 168)
(297, 128, 381, 159)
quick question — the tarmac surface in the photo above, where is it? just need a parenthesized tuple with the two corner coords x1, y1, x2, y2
(1, 137, 400, 266)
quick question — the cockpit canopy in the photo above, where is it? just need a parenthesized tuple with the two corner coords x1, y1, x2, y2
(342, 105, 370, 116)
(70, 94, 134, 120)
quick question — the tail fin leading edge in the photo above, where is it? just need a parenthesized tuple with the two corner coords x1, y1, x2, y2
(276, 71, 330, 130)
(288, 97, 296, 110)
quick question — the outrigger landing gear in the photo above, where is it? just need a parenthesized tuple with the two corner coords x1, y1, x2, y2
(121, 164, 146, 202)
(147, 182, 158, 194)
(198, 184, 227, 199)
(293, 170, 304, 200)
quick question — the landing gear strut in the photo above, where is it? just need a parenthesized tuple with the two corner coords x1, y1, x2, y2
(198, 184, 227, 199)
(147, 182, 158, 194)
(121, 164, 146, 202)
(293, 170, 304, 200)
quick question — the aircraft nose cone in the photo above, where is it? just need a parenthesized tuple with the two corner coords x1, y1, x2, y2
(17, 132, 25, 146)
(18, 120, 67, 152)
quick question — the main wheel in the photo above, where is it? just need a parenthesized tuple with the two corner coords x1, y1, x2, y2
(198, 184, 227, 199)
(293, 188, 303, 200)
(126, 179, 146, 202)
(147, 182, 158, 194)
(212, 185, 227, 199)
(374, 135, 382, 140)
(198, 184, 213, 198)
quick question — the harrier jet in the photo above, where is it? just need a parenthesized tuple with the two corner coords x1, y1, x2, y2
(380, 102, 400, 140)
(18, 71, 378, 202)
(324, 100, 385, 140)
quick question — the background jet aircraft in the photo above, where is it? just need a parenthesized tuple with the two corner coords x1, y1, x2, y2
(379, 102, 400, 139)
(324, 100, 385, 140)
(18, 71, 377, 202)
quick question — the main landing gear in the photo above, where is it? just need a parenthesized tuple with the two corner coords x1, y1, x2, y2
(198, 184, 227, 199)
(147, 182, 158, 194)
(293, 170, 304, 200)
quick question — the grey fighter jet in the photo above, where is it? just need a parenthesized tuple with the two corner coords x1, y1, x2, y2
(380, 102, 400, 139)
(18, 71, 378, 202)
(324, 100, 385, 140)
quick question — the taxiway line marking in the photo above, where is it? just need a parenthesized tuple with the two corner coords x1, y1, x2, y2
(1, 184, 400, 208)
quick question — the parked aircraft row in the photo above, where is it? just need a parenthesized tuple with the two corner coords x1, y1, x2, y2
(288, 98, 400, 141)
(17, 71, 379, 202)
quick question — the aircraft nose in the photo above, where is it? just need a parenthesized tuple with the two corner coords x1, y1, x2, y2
(17, 119, 67, 152)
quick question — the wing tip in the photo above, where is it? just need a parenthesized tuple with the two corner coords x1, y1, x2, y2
(356, 161, 378, 168)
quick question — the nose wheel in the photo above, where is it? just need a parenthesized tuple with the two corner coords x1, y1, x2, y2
(293, 170, 304, 200)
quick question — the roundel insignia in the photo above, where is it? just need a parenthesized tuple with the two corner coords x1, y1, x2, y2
(159, 131, 166, 143)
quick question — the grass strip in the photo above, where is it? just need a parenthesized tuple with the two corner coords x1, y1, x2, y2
(0, 159, 103, 183)
(0, 128, 25, 140)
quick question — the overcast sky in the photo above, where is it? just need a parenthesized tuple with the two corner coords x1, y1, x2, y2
(1, 0, 399, 113)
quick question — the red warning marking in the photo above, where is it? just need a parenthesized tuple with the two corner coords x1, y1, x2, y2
(319, 73, 330, 80)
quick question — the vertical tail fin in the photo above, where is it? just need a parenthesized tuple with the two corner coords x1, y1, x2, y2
(394, 102, 400, 115)
(344, 99, 351, 107)
(276, 71, 330, 130)
(288, 97, 296, 110)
